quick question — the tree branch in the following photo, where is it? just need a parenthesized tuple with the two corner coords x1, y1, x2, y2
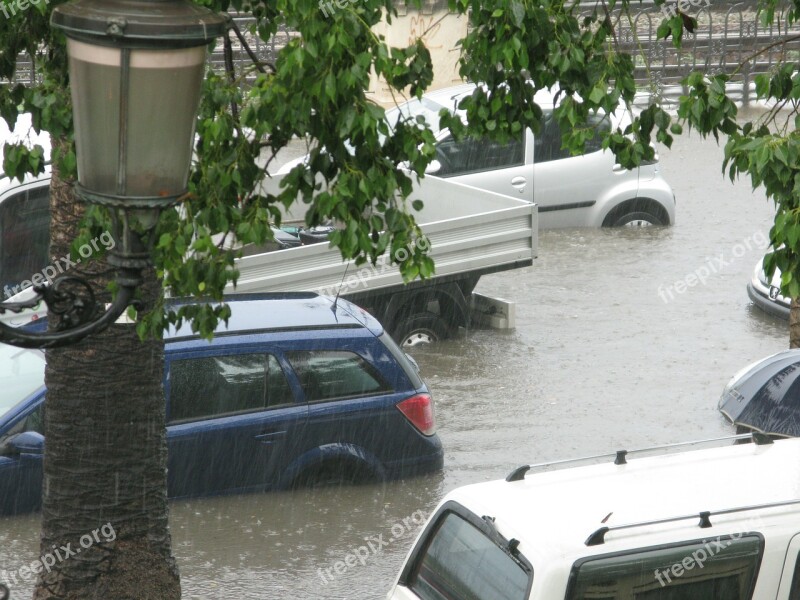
(230, 20, 275, 74)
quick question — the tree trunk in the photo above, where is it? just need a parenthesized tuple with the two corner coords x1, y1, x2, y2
(791, 298, 800, 349)
(33, 139, 179, 599)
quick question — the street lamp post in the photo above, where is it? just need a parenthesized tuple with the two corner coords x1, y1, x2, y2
(0, 0, 226, 348)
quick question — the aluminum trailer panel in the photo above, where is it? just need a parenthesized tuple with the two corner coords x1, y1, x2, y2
(229, 175, 537, 295)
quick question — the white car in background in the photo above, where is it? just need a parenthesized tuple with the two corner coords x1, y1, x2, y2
(0, 114, 51, 326)
(748, 255, 790, 319)
(279, 83, 676, 229)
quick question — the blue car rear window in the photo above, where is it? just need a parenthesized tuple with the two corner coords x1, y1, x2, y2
(285, 350, 390, 402)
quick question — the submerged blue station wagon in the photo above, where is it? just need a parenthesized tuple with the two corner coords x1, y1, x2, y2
(0, 293, 443, 515)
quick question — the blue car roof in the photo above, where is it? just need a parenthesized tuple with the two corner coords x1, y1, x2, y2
(166, 293, 383, 339)
(0, 293, 385, 431)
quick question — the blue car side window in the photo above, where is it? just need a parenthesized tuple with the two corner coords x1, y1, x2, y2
(168, 353, 293, 423)
(0, 401, 45, 456)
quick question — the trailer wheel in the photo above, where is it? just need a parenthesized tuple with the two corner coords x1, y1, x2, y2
(395, 313, 451, 347)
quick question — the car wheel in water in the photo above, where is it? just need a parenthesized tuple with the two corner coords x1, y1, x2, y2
(395, 313, 451, 348)
(292, 460, 376, 489)
(612, 210, 664, 227)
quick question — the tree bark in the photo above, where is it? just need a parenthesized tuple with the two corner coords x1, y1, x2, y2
(33, 139, 179, 599)
(791, 297, 800, 349)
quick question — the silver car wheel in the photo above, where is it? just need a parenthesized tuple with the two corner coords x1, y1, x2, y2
(611, 209, 664, 228)
(623, 218, 655, 228)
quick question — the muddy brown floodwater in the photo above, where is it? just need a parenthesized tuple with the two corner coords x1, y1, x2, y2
(0, 123, 789, 599)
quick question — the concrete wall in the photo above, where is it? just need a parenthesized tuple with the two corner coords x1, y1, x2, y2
(369, 0, 467, 106)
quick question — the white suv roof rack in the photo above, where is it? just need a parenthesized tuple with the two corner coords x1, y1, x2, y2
(585, 496, 800, 546)
(505, 431, 774, 482)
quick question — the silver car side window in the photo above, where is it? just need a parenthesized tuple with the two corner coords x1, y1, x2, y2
(435, 133, 525, 177)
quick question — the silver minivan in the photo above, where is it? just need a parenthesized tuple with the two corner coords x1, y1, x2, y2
(401, 83, 676, 229)
(279, 83, 676, 229)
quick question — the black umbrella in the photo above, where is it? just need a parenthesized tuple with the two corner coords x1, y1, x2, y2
(722, 360, 800, 437)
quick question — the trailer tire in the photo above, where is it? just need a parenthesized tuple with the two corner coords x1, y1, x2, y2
(395, 313, 451, 347)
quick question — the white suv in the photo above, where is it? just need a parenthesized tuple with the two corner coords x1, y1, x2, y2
(388, 434, 800, 599)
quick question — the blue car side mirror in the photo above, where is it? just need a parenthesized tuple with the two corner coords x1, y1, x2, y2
(10, 431, 44, 455)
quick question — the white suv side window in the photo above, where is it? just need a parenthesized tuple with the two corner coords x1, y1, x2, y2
(0, 186, 50, 298)
(567, 534, 762, 599)
(406, 510, 531, 600)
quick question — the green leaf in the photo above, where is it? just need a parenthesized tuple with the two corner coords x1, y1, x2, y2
(588, 84, 606, 104)
(510, 1, 525, 27)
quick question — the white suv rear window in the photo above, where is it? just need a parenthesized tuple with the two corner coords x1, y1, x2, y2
(409, 511, 531, 600)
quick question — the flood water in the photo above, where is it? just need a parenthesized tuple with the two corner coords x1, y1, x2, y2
(0, 124, 789, 599)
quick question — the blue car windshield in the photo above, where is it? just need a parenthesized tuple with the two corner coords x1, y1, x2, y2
(0, 344, 45, 418)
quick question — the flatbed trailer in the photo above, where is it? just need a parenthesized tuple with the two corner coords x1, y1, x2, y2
(231, 174, 538, 345)
(0, 173, 537, 344)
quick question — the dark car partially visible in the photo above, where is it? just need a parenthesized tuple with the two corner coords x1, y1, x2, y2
(719, 349, 800, 437)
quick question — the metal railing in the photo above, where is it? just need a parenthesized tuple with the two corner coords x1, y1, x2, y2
(207, 17, 296, 83)
(607, 0, 800, 105)
(11, 3, 800, 105)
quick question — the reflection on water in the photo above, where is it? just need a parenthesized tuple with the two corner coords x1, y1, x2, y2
(0, 132, 789, 599)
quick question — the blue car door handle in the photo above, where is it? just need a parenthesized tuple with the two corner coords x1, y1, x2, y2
(254, 430, 287, 444)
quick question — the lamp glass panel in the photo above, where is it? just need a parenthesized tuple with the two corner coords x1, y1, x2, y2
(66, 40, 205, 198)
(67, 40, 121, 195)
(126, 47, 205, 197)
